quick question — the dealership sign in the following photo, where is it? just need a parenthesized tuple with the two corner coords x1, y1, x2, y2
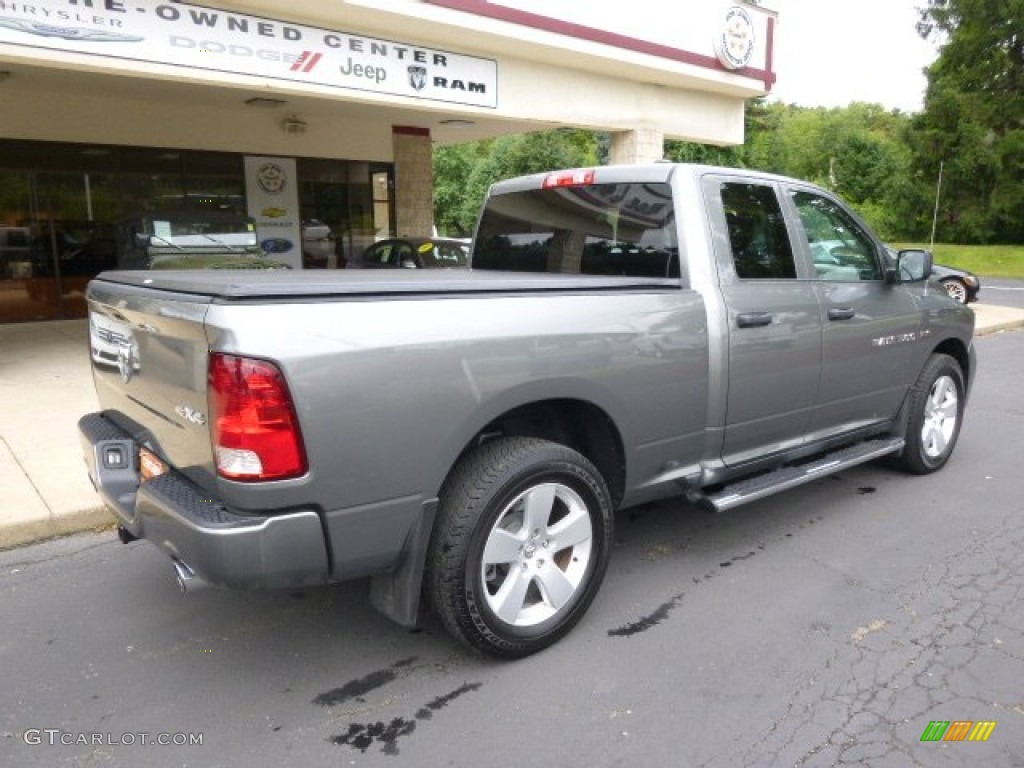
(0, 0, 498, 108)
(244, 156, 302, 269)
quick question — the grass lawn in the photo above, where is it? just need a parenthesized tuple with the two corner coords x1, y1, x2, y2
(892, 243, 1024, 279)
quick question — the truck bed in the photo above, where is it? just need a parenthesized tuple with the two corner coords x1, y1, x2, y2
(94, 268, 680, 299)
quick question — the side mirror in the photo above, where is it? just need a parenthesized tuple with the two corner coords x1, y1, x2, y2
(886, 249, 933, 284)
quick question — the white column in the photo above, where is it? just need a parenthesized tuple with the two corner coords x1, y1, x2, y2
(609, 128, 665, 164)
(392, 126, 434, 237)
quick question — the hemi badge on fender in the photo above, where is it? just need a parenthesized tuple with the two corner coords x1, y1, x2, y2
(872, 332, 918, 347)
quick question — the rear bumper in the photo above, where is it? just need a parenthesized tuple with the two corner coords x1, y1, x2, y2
(78, 412, 329, 589)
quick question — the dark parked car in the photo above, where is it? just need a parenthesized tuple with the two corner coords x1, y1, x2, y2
(354, 237, 469, 269)
(881, 246, 980, 305)
(931, 263, 980, 304)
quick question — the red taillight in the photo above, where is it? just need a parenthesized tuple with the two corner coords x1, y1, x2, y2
(542, 169, 596, 188)
(208, 353, 307, 482)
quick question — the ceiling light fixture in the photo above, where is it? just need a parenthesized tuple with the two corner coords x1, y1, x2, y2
(245, 97, 287, 108)
(281, 115, 308, 134)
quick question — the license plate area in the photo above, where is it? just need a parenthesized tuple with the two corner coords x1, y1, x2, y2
(139, 447, 168, 482)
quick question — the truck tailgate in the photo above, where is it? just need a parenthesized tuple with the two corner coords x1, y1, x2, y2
(87, 279, 217, 487)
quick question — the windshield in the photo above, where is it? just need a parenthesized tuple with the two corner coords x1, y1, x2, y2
(118, 211, 267, 269)
(153, 218, 254, 237)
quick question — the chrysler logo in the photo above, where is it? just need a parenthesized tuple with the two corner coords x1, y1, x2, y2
(713, 6, 756, 71)
(0, 18, 144, 43)
(256, 162, 287, 195)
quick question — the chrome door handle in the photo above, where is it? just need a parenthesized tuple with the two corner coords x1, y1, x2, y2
(736, 312, 773, 328)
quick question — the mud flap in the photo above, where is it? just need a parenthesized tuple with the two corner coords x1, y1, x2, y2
(369, 499, 438, 627)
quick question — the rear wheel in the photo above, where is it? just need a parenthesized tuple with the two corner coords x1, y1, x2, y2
(893, 353, 965, 474)
(428, 437, 613, 659)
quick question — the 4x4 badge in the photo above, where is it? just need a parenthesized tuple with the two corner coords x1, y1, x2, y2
(174, 405, 207, 426)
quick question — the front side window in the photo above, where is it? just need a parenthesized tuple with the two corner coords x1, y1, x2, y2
(472, 183, 679, 278)
(720, 182, 796, 279)
(362, 242, 394, 266)
(791, 190, 882, 281)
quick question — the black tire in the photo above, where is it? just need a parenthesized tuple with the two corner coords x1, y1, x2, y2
(892, 354, 965, 475)
(427, 437, 613, 659)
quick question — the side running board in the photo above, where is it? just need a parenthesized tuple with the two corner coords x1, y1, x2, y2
(689, 437, 905, 513)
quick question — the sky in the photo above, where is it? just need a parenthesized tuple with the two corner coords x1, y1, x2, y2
(766, 0, 942, 113)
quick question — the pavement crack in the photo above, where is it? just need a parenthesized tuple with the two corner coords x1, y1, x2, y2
(0, 434, 53, 517)
(1, 537, 119, 569)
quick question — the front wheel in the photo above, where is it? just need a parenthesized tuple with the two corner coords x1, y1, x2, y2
(427, 437, 613, 659)
(893, 353, 965, 474)
(941, 278, 968, 304)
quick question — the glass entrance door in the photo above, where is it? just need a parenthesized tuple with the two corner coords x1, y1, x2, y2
(39, 172, 119, 319)
(0, 169, 118, 322)
(0, 170, 58, 323)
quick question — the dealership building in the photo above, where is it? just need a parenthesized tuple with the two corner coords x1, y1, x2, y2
(0, 0, 776, 323)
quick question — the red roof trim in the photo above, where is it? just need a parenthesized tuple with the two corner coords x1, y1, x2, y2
(764, 15, 776, 90)
(424, 0, 776, 88)
(393, 125, 431, 137)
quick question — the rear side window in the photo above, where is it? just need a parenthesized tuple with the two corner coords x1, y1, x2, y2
(721, 182, 796, 279)
(472, 183, 679, 278)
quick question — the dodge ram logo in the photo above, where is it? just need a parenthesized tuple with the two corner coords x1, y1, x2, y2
(408, 65, 427, 91)
(117, 344, 136, 384)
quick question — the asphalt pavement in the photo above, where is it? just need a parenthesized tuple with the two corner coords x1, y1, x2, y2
(980, 278, 1024, 309)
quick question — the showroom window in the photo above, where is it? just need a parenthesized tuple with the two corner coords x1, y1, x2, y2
(0, 140, 393, 323)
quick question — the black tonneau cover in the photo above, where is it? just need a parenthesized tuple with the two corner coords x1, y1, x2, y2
(92, 269, 680, 300)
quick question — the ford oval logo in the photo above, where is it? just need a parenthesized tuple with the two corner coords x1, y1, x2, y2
(261, 238, 293, 253)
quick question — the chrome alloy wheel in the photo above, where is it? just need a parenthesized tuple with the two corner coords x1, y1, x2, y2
(480, 482, 593, 627)
(942, 279, 968, 304)
(921, 374, 959, 459)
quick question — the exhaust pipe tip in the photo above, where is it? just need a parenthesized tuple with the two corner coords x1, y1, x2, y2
(172, 559, 209, 594)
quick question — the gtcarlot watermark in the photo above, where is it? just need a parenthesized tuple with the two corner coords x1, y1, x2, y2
(23, 729, 203, 746)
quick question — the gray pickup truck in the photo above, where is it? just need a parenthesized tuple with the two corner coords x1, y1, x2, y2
(79, 163, 975, 658)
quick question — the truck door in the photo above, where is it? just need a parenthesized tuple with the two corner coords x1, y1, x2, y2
(704, 178, 823, 467)
(783, 186, 921, 439)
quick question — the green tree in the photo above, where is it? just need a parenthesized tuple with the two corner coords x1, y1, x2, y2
(669, 99, 915, 238)
(911, 0, 1024, 242)
(434, 129, 599, 236)
(435, 99, 926, 241)
(433, 140, 490, 236)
